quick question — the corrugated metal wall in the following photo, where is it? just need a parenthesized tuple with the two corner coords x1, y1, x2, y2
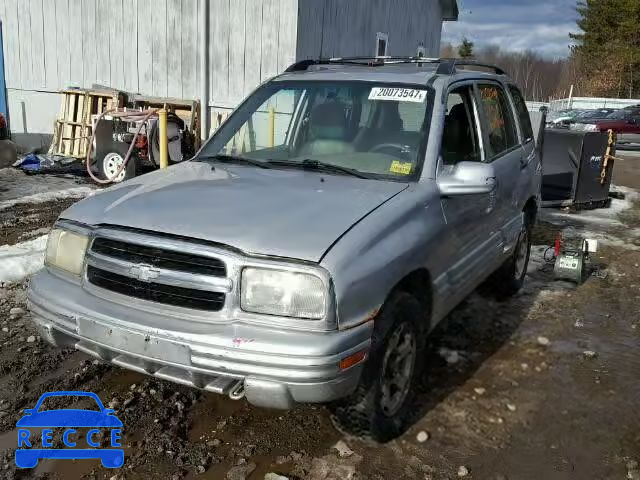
(0, 0, 297, 105)
(210, 0, 298, 108)
(296, 0, 443, 59)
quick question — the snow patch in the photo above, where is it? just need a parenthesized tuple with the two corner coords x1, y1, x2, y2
(0, 187, 94, 211)
(541, 185, 639, 228)
(0, 235, 48, 284)
(561, 226, 640, 252)
(0, 168, 96, 210)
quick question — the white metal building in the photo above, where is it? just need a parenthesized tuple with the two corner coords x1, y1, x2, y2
(0, 0, 458, 150)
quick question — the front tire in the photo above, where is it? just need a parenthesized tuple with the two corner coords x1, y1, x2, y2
(329, 292, 424, 442)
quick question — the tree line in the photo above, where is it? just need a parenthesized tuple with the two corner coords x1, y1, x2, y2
(441, 0, 640, 101)
(441, 41, 569, 102)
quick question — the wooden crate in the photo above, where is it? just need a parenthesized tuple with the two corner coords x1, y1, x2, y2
(49, 89, 125, 159)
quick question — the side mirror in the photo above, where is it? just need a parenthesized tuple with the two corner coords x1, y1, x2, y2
(23, 409, 34, 415)
(104, 408, 115, 414)
(437, 161, 497, 196)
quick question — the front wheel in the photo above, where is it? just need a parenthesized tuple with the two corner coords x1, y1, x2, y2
(328, 292, 424, 442)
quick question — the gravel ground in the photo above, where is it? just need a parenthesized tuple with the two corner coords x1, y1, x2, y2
(0, 166, 639, 480)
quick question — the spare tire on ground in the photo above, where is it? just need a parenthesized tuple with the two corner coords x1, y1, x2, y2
(0, 140, 18, 169)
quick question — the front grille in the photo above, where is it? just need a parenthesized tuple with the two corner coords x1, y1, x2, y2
(91, 238, 226, 277)
(87, 265, 225, 311)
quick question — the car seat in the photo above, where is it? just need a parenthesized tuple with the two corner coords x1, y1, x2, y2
(442, 103, 475, 164)
(300, 102, 356, 157)
(354, 102, 405, 151)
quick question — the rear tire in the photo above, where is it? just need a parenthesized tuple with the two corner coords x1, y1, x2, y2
(0, 139, 17, 169)
(96, 143, 137, 183)
(489, 220, 532, 298)
(328, 292, 425, 442)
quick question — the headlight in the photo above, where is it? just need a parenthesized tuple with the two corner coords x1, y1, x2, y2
(45, 228, 90, 276)
(241, 268, 327, 319)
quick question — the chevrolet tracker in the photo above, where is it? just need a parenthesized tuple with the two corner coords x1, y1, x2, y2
(28, 57, 542, 441)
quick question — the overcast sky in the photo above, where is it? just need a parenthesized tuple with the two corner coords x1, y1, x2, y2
(442, 0, 580, 58)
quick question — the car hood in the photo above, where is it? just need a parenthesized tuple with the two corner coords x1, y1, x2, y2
(62, 162, 409, 262)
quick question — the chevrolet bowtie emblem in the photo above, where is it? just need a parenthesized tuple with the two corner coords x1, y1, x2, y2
(128, 264, 160, 283)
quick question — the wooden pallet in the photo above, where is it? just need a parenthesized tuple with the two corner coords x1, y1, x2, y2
(49, 89, 124, 159)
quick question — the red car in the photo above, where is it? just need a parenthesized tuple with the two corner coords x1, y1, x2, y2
(580, 106, 640, 134)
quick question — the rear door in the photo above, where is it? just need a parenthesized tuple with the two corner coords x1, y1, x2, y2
(508, 84, 539, 218)
(475, 82, 523, 262)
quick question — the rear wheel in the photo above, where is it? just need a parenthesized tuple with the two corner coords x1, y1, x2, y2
(329, 292, 424, 442)
(489, 220, 532, 297)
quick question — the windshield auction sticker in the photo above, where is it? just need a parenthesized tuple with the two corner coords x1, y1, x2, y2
(368, 87, 427, 103)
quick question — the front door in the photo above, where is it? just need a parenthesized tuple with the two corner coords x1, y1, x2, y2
(438, 83, 496, 300)
(475, 83, 524, 259)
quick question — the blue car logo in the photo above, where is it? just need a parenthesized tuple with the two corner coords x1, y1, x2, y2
(15, 391, 124, 469)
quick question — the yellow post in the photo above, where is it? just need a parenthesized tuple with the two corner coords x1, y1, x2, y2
(268, 107, 275, 148)
(158, 108, 169, 169)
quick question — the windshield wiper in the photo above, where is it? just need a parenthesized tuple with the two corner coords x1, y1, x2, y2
(267, 159, 371, 179)
(195, 154, 271, 169)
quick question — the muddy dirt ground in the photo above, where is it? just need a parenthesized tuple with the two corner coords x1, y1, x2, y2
(0, 156, 639, 480)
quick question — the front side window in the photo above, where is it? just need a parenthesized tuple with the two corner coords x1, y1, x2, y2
(200, 82, 432, 180)
(478, 84, 518, 158)
(441, 86, 482, 165)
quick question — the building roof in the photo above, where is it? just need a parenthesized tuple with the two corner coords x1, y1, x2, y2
(440, 0, 459, 21)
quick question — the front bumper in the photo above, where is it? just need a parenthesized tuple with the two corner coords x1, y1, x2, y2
(28, 270, 371, 409)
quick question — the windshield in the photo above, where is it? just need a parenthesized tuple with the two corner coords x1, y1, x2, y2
(198, 82, 432, 180)
(578, 110, 610, 119)
(606, 109, 629, 119)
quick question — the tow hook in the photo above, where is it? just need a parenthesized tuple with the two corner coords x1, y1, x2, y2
(228, 380, 245, 400)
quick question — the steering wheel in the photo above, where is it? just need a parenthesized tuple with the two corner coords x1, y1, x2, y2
(369, 143, 415, 160)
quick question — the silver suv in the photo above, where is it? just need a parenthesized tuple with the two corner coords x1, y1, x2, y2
(28, 58, 541, 441)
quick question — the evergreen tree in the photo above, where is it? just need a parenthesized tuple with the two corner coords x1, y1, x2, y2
(570, 0, 640, 97)
(458, 38, 475, 59)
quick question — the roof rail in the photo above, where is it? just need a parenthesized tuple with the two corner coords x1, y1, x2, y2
(284, 57, 507, 76)
(284, 57, 442, 72)
(436, 58, 507, 75)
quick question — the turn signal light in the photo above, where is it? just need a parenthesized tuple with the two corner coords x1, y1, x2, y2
(339, 350, 367, 370)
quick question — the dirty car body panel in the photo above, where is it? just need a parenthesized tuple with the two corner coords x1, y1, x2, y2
(28, 59, 541, 410)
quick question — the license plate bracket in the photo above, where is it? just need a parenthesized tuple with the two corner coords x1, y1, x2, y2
(77, 318, 190, 365)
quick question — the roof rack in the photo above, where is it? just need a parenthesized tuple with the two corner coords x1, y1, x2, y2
(284, 57, 507, 76)
(435, 58, 507, 76)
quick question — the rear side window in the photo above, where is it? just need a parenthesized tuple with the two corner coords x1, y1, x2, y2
(478, 84, 518, 158)
(509, 86, 534, 142)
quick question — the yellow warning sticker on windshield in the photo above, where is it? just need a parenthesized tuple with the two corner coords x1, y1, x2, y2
(390, 161, 413, 175)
